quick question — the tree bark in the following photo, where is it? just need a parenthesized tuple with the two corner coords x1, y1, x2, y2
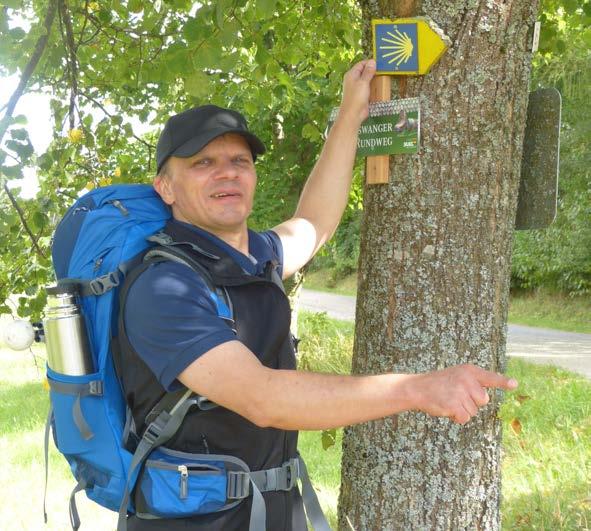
(338, 1, 539, 530)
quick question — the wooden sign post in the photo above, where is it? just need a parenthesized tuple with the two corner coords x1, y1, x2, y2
(366, 76, 392, 185)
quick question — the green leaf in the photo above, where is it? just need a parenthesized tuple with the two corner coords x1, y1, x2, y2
(218, 19, 240, 48)
(183, 17, 204, 41)
(256, 0, 277, 16)
(195, 42, 223, 68)
(31, 211, 48, 232)
(10, 128, 28, 141)
(321, 429, 336, 450)
(556, 39, 566, 53)
(6, 139, 34, 160)
(215, 0, 225, 30)
(184, 71, 210, 98)
(97, 7, 113, 23)
(301, 123, 320, 141)
(0, 0, 21, 9)
(164, 43, 191, 72)
(561, 0, 579, 15)
(128, 0, 144, 13)
(25, 284, 38, 296)
(0, 166, 23, 179)
(9, 26, 25, 40)
(255, 45, 270, 67)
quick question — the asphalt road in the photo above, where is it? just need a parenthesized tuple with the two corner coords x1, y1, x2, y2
(300, 289, 591, 379)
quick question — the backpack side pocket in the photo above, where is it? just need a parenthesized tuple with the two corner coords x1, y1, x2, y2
(135, 447, 247, 519)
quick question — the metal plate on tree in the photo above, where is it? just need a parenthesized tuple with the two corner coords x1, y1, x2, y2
(515, 88, 561, 230)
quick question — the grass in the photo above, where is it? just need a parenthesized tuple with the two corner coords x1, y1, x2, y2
(499, 359, 591, 530)
(0, 346, 118, 530)
(304, 268, 359, 297)
(305, 269, 591, 334)
(1, 313, 589, 530)
(508, 290, 591, 334)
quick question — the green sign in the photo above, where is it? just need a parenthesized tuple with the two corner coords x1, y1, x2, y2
(328, 98, 420, 157)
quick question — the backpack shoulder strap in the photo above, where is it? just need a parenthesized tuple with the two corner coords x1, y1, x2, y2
(114, 241, 230, 428)
(142, 243, 234, 321)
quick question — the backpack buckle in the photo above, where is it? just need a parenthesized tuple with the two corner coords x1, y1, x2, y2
(89, 272, 121, 295)
(227, 471, 250, 500)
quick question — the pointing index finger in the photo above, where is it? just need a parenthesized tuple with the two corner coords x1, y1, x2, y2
(476, 368, 518, 391)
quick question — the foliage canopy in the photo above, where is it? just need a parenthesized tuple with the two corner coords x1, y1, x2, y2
(0, 0, 360, 317)
(1, 0, 589, 321)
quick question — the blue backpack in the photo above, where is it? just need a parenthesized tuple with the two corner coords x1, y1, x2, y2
(45, 184, 330, 531)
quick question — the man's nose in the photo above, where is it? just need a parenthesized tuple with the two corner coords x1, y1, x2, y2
(212, 158, 239, 180)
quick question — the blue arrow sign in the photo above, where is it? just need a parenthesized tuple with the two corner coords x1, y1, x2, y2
(374, 22, 419, 74)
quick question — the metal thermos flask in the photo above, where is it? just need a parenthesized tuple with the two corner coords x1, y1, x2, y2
(44, 285, 94, 375)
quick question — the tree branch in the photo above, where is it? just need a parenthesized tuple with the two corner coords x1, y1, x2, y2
(0, 0, 58, 145)
(75, 0, 91, 51)
(2, 183, 47, 258)
(0, 0, 56, 260)
(59, 0, 79, 129)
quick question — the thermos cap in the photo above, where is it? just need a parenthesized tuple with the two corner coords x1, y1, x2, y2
(46, 283, 81, 296)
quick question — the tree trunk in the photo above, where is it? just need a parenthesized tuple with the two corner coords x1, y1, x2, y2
(338, 1, 539, 530)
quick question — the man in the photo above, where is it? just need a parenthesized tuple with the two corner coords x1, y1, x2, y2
(120, 60, 517, 530)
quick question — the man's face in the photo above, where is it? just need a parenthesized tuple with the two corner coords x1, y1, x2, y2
(155, 133, 257, 237)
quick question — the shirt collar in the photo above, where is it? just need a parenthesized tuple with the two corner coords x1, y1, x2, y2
(170, 220, 276, 276)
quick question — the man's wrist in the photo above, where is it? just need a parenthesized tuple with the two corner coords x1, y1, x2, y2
(335, 107, 365, 131)
(390, 373, 423, 413)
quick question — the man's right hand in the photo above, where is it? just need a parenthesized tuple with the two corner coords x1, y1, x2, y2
(407, 364, 518, 424)
(337, 59, 376, 127)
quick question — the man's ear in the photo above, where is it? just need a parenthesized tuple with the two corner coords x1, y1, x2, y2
(154, 174, 174, 206)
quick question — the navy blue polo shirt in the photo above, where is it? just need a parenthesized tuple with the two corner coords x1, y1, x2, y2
(124, 220, 283, 391)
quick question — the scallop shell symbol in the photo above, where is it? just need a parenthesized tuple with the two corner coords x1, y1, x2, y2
(379, 29, 414, 67)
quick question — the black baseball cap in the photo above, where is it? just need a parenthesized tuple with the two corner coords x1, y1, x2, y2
(156, 105, 266, 174)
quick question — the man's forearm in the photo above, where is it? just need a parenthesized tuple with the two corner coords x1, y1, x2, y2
(293, 112, 362, 250)
(250, 363, 516, 430)
(253, 368, 417, 431)
(271, 61, 376, 278)
(180, 340, 517, 429)
(291, 60, 376, 252)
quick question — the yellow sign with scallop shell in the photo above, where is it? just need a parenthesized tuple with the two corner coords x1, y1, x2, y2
(372, 18, 449, 75)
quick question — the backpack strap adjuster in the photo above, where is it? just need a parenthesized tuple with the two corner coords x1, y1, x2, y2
(142, 414, 169, 446)
(283, 458, 299, 491)
(88, 381, 104, 396)
(230, 456, 301, 501)
(227, 471, 250, 500)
